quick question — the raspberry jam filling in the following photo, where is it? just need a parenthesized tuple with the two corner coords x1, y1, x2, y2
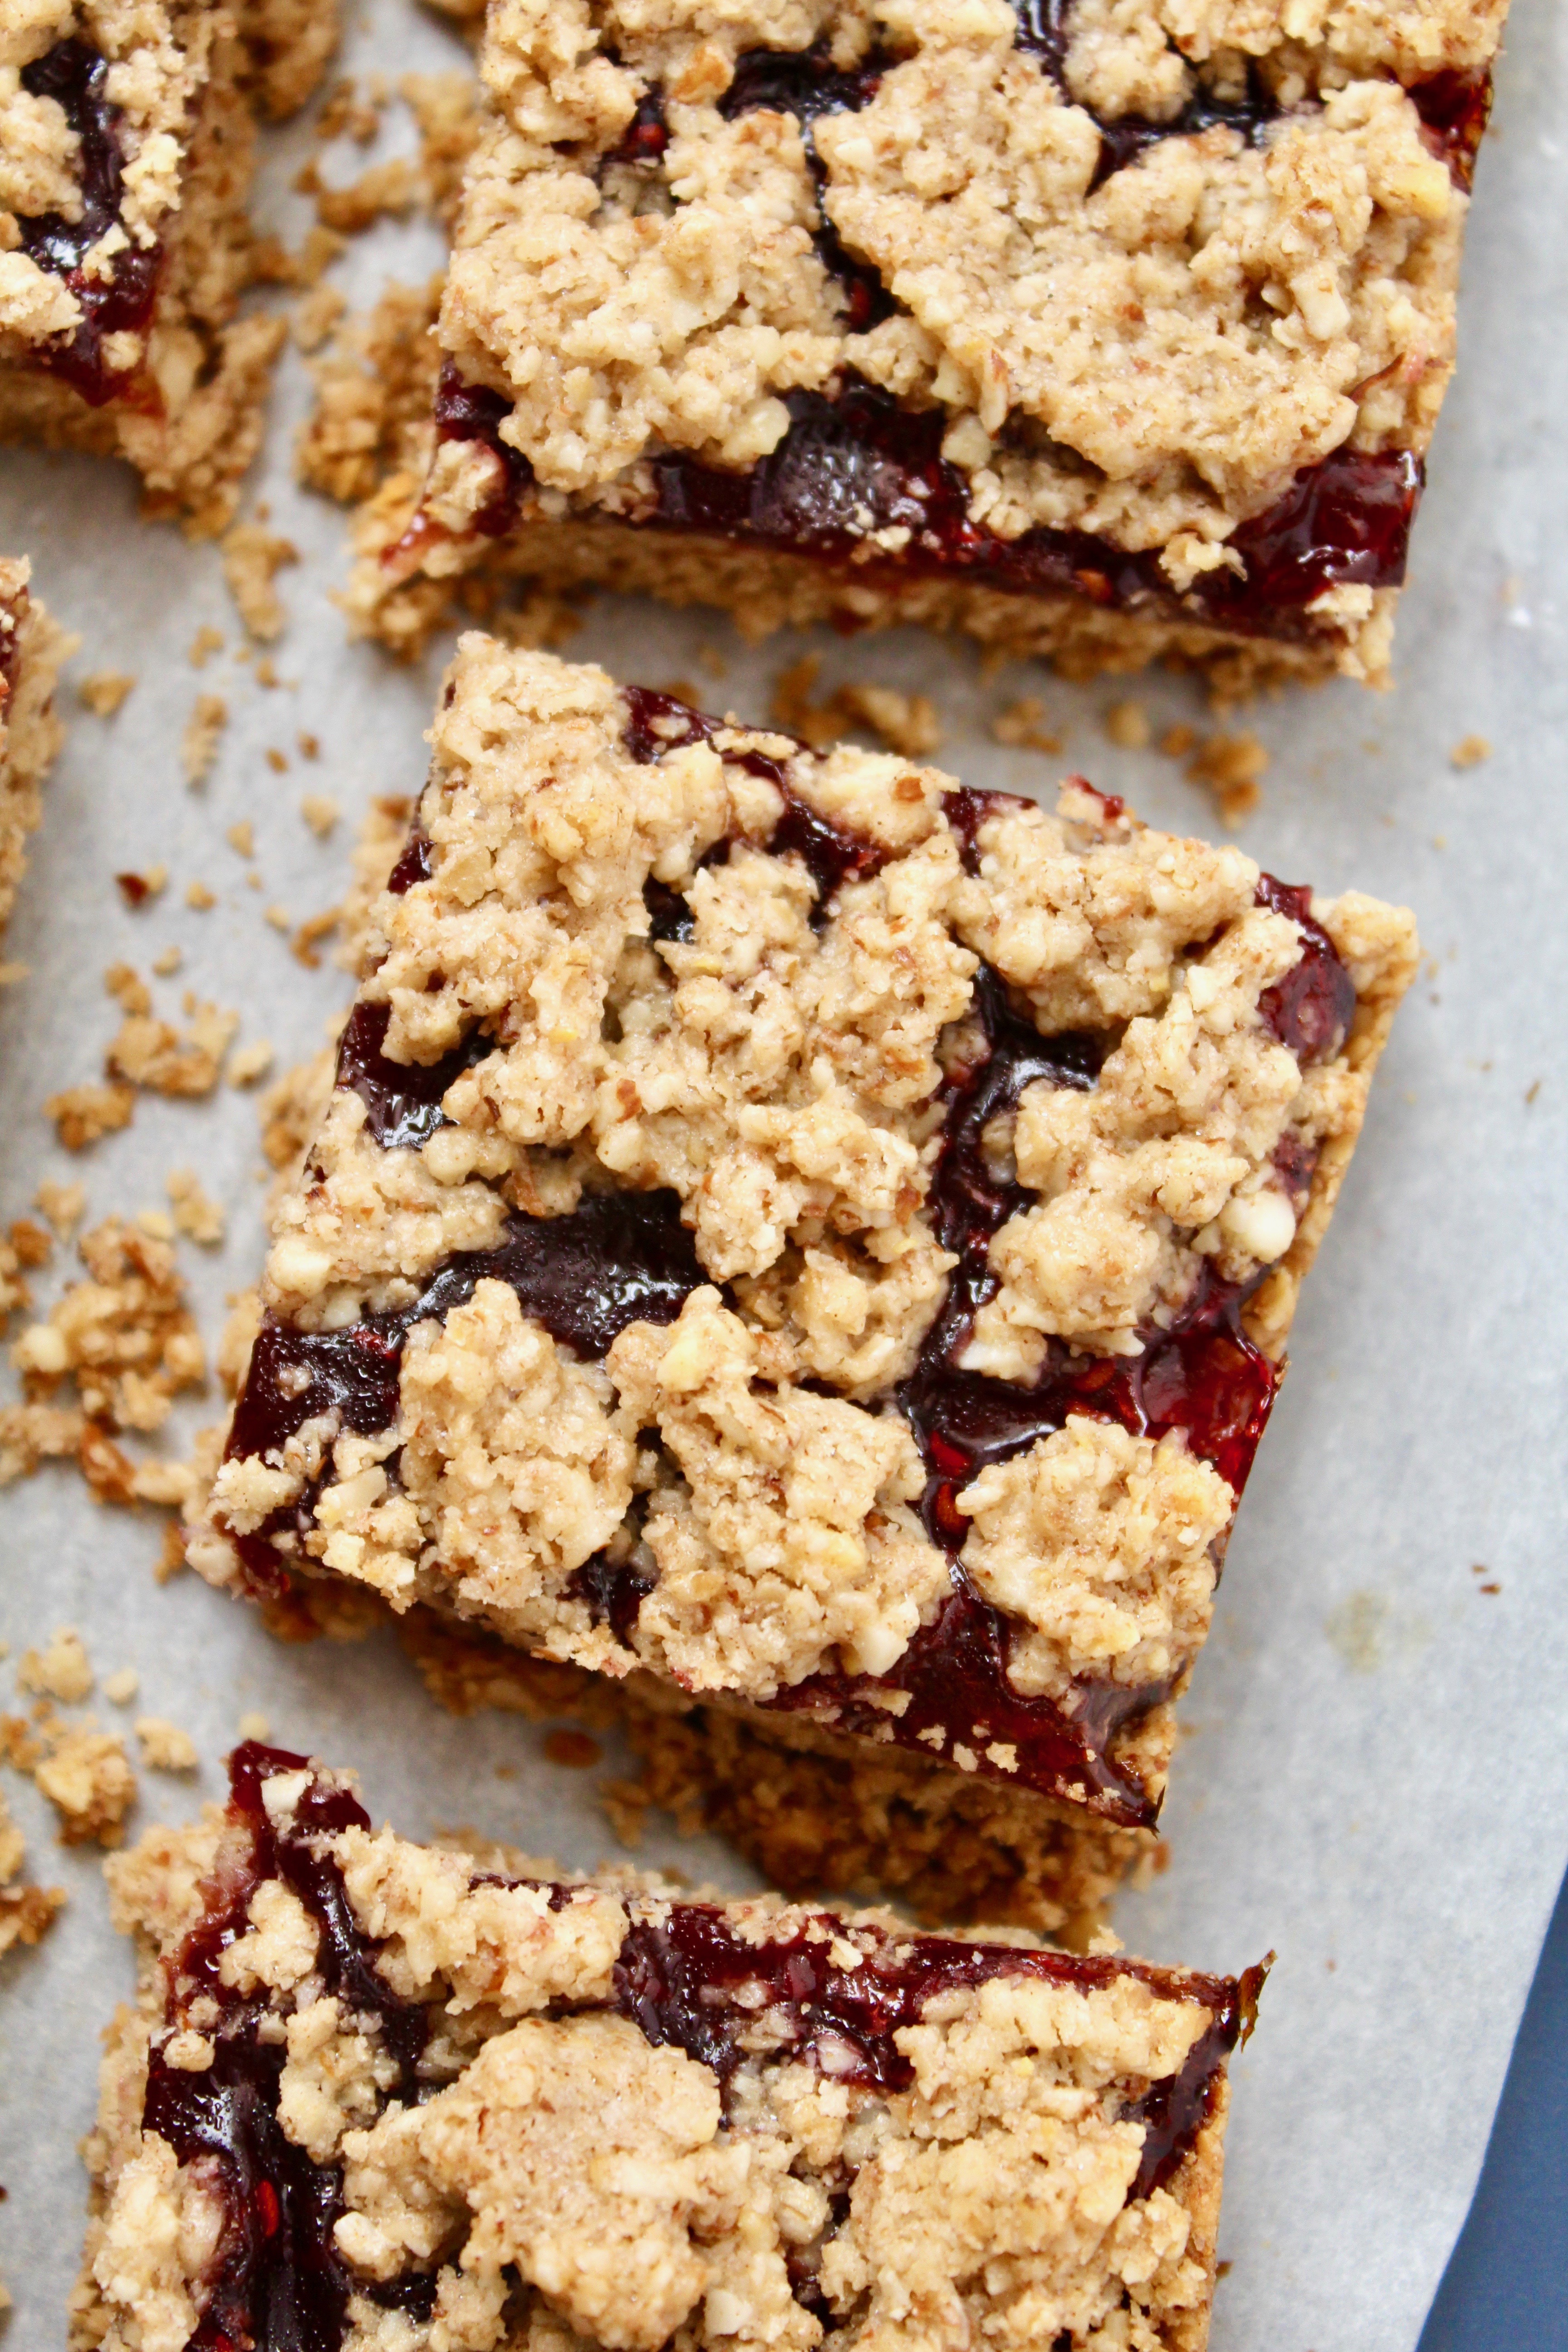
(224, 747, 1352, 1823)
(16, 40, 161, 407)
(145, 1744, 1259, 2342)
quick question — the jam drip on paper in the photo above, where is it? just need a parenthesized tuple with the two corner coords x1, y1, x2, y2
(17, 41, 161, 406)
(142, 1744, 436, 2349)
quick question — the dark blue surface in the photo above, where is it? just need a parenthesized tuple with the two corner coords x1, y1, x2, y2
(1418, 1866, 1568, 2346)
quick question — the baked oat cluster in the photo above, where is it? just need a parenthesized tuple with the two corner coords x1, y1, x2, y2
(0, 0, 339, 528)
(76, 1743, 1261, 2352)
(191, 640, 1417, 1921)
(348, 0, 1508, 682)
(0, 551, 70, 947)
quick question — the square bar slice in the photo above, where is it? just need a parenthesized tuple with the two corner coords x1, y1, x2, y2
(0, 0, 338, 532)
(77, 1740, 1264, 2352)
(0, 554, 71, 946)
(191, 640, 1416, 1931)
(349, 0, 1505, 683)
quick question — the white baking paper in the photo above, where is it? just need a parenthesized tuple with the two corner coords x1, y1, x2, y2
(0, 3, 1564, 2342)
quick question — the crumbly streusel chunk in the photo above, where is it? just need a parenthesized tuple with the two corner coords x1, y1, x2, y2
(76, 1744, 1259, 2352)
(0, 553, 69, 945)
(192, 642, 1417, 1877)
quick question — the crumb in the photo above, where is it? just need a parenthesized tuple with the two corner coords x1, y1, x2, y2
(400, 69, 484, 225)
(237, 1710, 270, 1741)
(152, 946, 182, 977)
(314, 75, 381, 144)
(296, 275, 444, 508)
(167, 1169, 225, 1247)
(1158, 723, 1198, 759)
(227, 1040, 275, 1088)
(11, 1218, 203, 1435)
(255, 657, 281, 689)
(1525, 1079, 1542, 1106)
(134, 1717, 199, 1773)
(0, 1785, 65, 1957)
(157, 1519, 187, 1582)
(542, 1729, 602, 1769)
(79, 672, 136, 718)
(265, 905, 291, 933)
(34, 1181, 84, 1239)
(18, 1627, 92, 1703)
(1102, 699, 1150, 751)
(107, 1000, 239, 1098)
(46, 1082, 135, 1152)
(291, 909, 340, 969)
(990, 695, 1062, 754)
(34, 1722, 136, 1847)
(300, 794, 338, 837)
(314, 155, 419, 234)
(1450, 734, 1491, 770)
(104, 963, 150, 1015)
(299, 734, 321, 761)
(115, 867, 167, 907)
(227, 820, 255, 859)
(181, 694, 228, 785)
(136, 1210, 175, 1242)
(245, 872, 264, 892)
(265, 749, 289, 775)
(102, 1668, 138, 1705)
(187, 626, 224, 669)
(293, 279, 347, 353)
(1186, 731, 1269, 827)
(185, 881, 217, 911)
(769, 657, 940, 758)
(220, 524, 299, 643)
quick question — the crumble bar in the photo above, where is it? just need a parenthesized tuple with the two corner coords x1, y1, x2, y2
(191, 641, 1417, 1926)
(0, 0, 339, 532)
(348, 0, 1505, 685)
(75, 1740, 1264, 2352)
(0, 553, 70, 948)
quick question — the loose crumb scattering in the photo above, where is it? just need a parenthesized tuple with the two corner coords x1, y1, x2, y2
(226, 820, 255, 858)
(1450, 733, 1492, 769)
(220, 524, 299, 643)
(293, 279, 348, 353)
(400, 69, 485, 225)
(769, 656, 940, 758)
(314, 74, 382, 144)
(185, 881, 217, 911)
(114, 868, 167, 908)
(46, 1082, 135, 1153)
(187, 626, 224, 669)
(152, 946, 182, 979)
(137, 1210, 175, 1243)
(102, 1668, 139, 1705)
(300, 794, 338, 837)
(991, 695, 1063, 753)
(1184, 731, 1270, 828)
(167, 1169, 225, 1248)
(10, 1217, 204, 1439)
(79, 673, 137, 718)
(227, 1040, 276, 1088)
(134, 1717, 199, 1773)
(296, 274, 445, 508)
(1103, 700, 1150, 751)
(307, 153, 420, 233)
(32, 1722, 136, 1847)
(18, 1627, 93, 1703)
(0, 1786, 65, 1960)
(181, 695, 228, 785)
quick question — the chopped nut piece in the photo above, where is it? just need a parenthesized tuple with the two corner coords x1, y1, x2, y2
(227, 1040, 276, 1088)
(167, 1169, 225, 1247)
(991, 696, 1062, 754)
(220, 525, 299, 643)
(182, 695, 228, 786)
(79, 672, 137, 718)
(47, 1082, 136, 1152)
(1103, 700, 1151, 751)
(34, 1724, 136, 1847)
(135, 1717, 199, 1772)
(18, 1627, 92, 1703)
(1186, 731, 1269, 828)
(300, 794, 339, 837)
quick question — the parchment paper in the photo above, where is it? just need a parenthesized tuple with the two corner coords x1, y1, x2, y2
(1, 1, 1564, 2342)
